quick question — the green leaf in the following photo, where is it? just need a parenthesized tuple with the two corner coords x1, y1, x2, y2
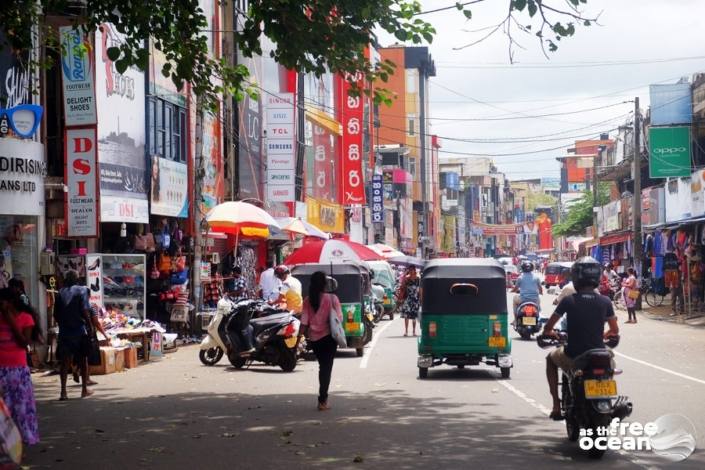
(513, 0, 527, 11)
(527, 0, 537, 17)
(456, 2, 463, 10)
(463, 9, 472, 19)
(115, 58, 128, 74)
(107, 46, 121, 62)
(394, 30, 408, 41)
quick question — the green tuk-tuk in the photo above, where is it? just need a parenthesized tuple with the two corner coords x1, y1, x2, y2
(417, 258, 513, 379)
(290, 263, 374, 356)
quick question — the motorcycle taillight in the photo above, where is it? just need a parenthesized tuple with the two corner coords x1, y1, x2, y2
(588, 354, 612, 375)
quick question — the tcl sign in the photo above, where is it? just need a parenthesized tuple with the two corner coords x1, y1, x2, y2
(65, 127, 99, 237)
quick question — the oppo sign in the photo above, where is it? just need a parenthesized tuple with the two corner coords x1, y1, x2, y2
(649, 126, 692, 178)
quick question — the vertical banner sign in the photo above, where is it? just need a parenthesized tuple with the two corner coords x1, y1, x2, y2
(59, 26, 97, 126)
(312, 125, 333, 200)
(85, 254, 103, 308)
(266, 93, 295, 202)
(649, 126, 692, 178)
(371, 174, 384, 223)
(65, 128, 99, 237)
(340, 77, 366, 204)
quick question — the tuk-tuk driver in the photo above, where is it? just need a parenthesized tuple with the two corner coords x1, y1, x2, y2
(541, 257, 620, 420)
(511, 261, 542, 321)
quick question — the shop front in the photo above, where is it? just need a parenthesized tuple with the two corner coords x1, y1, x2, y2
(0, 138, 45, 310)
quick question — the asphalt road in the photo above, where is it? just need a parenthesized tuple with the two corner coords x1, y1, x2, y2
(24, 291, 705, 469)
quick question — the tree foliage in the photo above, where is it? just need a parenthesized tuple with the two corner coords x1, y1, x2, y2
(1, 0, 597, 109)
(552, 184, 609, 237)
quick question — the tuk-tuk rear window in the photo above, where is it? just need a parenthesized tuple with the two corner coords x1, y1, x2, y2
(422, 278, 507, 315)
(298, 274, 363, 303)
(545, 266, 561, 274)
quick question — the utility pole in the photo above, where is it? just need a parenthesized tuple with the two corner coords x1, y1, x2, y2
(632, 97, 642, 276)
(419, 62, 428, 258)
(192, 102, 205, 317)
(592, 146, 601, 228)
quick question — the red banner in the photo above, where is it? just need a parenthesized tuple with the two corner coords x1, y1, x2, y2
(340, 78, 365, 205)
(312, 124, 334, 200)
(474, 223, 523, 236)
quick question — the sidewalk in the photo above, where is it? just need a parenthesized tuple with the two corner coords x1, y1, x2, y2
(629, 300, 705, 327)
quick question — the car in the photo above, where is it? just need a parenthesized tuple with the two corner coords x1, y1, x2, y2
(504, 264, 519, 287)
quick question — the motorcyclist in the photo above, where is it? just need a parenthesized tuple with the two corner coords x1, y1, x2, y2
(511, 261, 542, 319)
(273, 265, 303, 314)
(541, 256, 620, 420)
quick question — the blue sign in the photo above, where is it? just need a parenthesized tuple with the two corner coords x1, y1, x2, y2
(0, 104, 43, 139)
(371, 174, 384, 223)
(650, 83, 692, 126)
(446, 172, 460, 191)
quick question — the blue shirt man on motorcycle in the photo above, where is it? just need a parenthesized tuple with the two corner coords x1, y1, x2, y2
(511, 261, 542, 314)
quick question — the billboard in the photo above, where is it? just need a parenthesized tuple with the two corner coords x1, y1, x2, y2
(649, 126, 691, 178)
(96, 23, 148, 223)
(65, 128, 99, 236)
(340, 78, 365, 205)
(60, 26, 97, 126)
(150, 157, 188, 218)
(237, 55, 263, 200)
(265, 92, 295, 202)
(650, 83, 692, 126)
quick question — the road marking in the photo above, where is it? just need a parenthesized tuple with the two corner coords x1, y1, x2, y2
(614, 351, 705, 386)
(497, 380, 551, 416)
(359, 319, 395, 369)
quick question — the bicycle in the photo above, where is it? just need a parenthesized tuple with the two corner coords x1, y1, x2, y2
(640, 277, 666, 307)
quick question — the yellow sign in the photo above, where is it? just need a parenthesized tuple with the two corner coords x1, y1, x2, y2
(307, 197, 345, 234)
(488, 336, 506, 348)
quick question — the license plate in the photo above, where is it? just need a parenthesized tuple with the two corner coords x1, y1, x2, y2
(522, 317, 537, 326)
(584, 379, 617, 398)
(488, 336, 506, 348)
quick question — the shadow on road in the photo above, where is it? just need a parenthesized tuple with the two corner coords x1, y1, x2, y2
(23, 377, 662, 470)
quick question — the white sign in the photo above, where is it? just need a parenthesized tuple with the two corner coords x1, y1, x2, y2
(66, 128, 98, 236)
(85, 254, 103, 308)
(0, 139, 45, 216)
(150, 157, 188, 218)
(265, 92, 295, 202)
(100, 196, 149, 223)
(60, 26, 97, 126)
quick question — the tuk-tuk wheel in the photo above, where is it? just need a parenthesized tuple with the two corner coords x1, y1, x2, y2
(501, 367, 511, 379)
(418, 367, 428, 379)
(356, 348, 364, 357)
(457, 365, 465, 369)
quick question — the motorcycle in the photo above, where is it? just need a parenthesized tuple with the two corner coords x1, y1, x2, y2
(514, 301, 542, 340)
(537, 332, 633, 459)
(199, 297, 300, 372)
(371, 283, 386, 323)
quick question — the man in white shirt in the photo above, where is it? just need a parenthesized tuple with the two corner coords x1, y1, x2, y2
(258, 261, 280, 301)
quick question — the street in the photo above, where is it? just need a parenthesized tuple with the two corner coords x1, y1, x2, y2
(24, 291, 705, 470)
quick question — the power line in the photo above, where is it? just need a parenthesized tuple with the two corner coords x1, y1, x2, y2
(424, 102, 630, 122)
(434, 55, 705, 69)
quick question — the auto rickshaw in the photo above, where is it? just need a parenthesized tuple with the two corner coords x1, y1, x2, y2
(544, 262, 573, 287)
(417, 258, 513, 379)
(290, 262, 374, 356)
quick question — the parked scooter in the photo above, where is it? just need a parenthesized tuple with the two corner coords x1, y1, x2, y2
(537, 332, 632, 459)
(199, 297, 300, 372)
(513, 301, 542, 340)
(371, 283, 386, 323)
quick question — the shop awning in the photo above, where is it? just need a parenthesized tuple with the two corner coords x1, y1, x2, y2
(599, 231, 631, 246)
(305, 106, 342, 136)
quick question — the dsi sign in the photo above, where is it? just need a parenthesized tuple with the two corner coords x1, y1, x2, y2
(649, 126, 691, 178)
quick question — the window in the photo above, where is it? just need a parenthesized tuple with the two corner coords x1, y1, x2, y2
(149, 98, 187, 162)
(409, 158, 417, 178)
(407, 114, 416, 136)
(406, 69, 417, 93)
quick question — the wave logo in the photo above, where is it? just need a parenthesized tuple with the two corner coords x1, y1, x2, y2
(649, 414, 697, 462)
(61, 28, 91, 82)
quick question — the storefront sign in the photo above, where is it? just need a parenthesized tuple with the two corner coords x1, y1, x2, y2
(266, 92, 295, 202)
(85, 253, 103, 307)
(649, 126, 692, 178)
(150, 156, 188, 218)
(370, 174, 384, 223)
(96, 23, 148, 223)
(642, 187, 665, 226)
(603, 200, 621, 233)
(60, 26, 97, 126)
(0, 139, 45, 216)
(0, 32, 30, 108)
(665, 177, 692, 222)
(237, 58, 263, 200)
(65, 128, 98, 236)
(340, 79, 365, 205)
(650, 83, 692, 126)
(307, 197, 345, 234)
(692, 169, 705, 217)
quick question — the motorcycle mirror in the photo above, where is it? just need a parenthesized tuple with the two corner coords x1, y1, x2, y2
(325, 276, 338, 293)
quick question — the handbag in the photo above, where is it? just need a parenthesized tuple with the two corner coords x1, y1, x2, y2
(626, 289, 640, 300)
(0, 397, 22, 465)
(134, 233, 156, 252)
(86, 334, 101, 366)
(328, 296, 347, 348)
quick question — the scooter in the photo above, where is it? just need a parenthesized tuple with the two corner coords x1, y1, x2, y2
(537, 333, 632, 460)
(371, 283, 386, 323)
(514, 301, 542, 340)
(199, 297, 300, 372)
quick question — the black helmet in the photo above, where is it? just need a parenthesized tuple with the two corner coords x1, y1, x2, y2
(520, 261, 534, 273)
(572, 256, 602, 289)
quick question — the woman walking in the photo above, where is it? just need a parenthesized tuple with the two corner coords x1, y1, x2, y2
(298, 272, 343, 411)
(0, 288, 39, 445)
(623, 268, 638, 324)
(399, 267, 421, 336)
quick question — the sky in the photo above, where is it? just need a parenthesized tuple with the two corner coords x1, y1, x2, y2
(377, 0, 705, 179)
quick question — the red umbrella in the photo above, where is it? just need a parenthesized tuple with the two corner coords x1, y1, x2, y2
(284, 239, 382, 266)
